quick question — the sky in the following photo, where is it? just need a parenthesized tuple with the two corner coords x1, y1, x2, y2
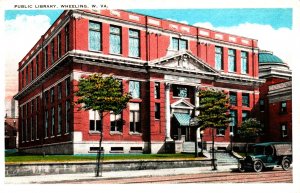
(3, 8, 293, 104)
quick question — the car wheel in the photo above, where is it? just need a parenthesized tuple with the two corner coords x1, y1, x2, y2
(282, 159, 290, 171)
(238, 162, 245, 172)
(253, 160, 263, 172)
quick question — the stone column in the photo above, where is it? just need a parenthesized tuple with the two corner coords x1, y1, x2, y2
(165, 83, 172, 140)
(195, 86, 200, 140)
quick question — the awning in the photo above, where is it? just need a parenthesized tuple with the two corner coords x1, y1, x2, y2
(173, 113, 191, 127)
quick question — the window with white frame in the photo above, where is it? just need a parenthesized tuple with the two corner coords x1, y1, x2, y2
(130, 103, 141, 133)
(89, 110, 102, 132)
(215, 46, 223, 70)
(281, 124, 288, 138)
(229, 92, 237, 106)
(89, 21, 101, 51)
(129, 29, 140, 57)
(129, 80, 140, 98)
(154, 82, 160, 99)
(172, 37, 187, 51)
(241, 51, 248, 74)
(110, 112, 122, 132)
(228, 49, 236, 72)
(110, 25, 121, 54)
(242, 93, 250, 107)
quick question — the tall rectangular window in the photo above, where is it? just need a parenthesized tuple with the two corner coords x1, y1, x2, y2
(65, 100, 71, 133)
(58, 104, 62, 135)
(51, 40, 55, 63)
(65, 25, 69, 52)
(242, 111, 249, 122)
(89, 110, 102, 132)
(31, 62, 33, 81)
(110, 26, 121, 54)
(21, 71, 24, 88)
(26, 66, 28, 85)
(280, 101, 287, 113)
(44, 46, 48, 69)
(58, 83, 62, 100)
(66, 77, 71, 96)
(154, 82, 160, 99)
(129, 80, 140, 98)
(215, 46, 223, 70)
(35, 114, 38, 140)
(129, 29, 140, 57)
(89, 21, 101, 51)
(30, 117, 33, 141)
(155, 103, 160, 119)
(172, 37, 187, 51)
(230, 110, 237, 133)
(36, 55, 39, 76)
(44, 90, 49, 106)
(50, 87, 54, 103)
(51, 107, 55, 136)
(57, 33, 61, 58)
(260, 99, 265, 112)
(242, 93, 250, 107)
(229, 92, 237, 106)
(241, 51, 248, 74)
(228, 49, 236, 72)
(130, 103, 141, 133)
(44, 110, 48, 138)
(110, 112, 122, 132)
(281, 124, 288, 138)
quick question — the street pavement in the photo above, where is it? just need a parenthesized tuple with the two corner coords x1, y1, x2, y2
(5, 165, 237, 184)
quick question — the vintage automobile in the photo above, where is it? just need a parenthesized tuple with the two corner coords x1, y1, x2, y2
(238, 142, 292, 172)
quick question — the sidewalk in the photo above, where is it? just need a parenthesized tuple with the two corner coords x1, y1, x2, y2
(4, 165, 237, 184)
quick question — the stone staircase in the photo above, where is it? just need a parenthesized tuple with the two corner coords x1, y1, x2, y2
(182, 142, 238, 165)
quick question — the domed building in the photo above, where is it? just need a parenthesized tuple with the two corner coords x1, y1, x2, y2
(258, 50, 292, 142)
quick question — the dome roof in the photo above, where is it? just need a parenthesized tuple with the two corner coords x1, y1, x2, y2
(259, 51, 284, 64)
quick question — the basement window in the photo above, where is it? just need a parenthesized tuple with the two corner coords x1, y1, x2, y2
(110, 147, 124, 153)
(129, 147, 143, 153)
(89, 146, 104, 153)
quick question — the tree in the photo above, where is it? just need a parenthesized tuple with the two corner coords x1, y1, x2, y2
(238, 118, 262, 155)
(75, 73, 131, 177)
(196, 89, 230, 170)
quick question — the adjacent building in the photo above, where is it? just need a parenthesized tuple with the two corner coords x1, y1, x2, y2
(14, 9, 275, 154)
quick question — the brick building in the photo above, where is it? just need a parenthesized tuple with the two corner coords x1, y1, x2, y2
(14, 9, 265, 154)
(258, 51, 292, 142)
(5, 117, 18, 149)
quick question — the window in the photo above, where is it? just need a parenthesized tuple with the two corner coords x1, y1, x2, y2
(58, 104, 62, 135)
(31, 100, 34, 114)
(260, 99, 265, 112)
(241, 51, 248, 74)
(36, 97, 39, 112)
(30, 117, 33, 140)
(242, 111, 249, 122)
(50, 87, 54, 103)
(215, 46, 223, 70)
(89, 21, 101, 51)
(31, 62, 33, 81)
(25, 66, 28, 85)
(65, 25, 69, 52)
(51, 107, 55, 136)
(242, 93, 250, 107)
(281, 124, 288, 138)
(110, 112, 122, 132)
(65, 100, 71, 133)
(66, 77, 71, 96)
(44, 46, 48, 69)
(58, 83, 62, 100)
(129, 80, 140, 98)
(173, 85, 189, 98)
(110, 26, 121, 54)
(44, 90, 49, 106)
(21, 71, 24, 88)
(155, 103, 160, 119)
(129, 29, 140, 57)
(130, 103, 141, 133)
(154, 82, 160, 99)
(51, 40, 55, 63)
(280, 101, 287, 113)
(229, 110, 237, 133)
(57, 33, 61, 58)
(229, 92, 237, 106)
(36, 55, 39, 76)
(89, 110, 102, 132)
(228, 49, 236, 72)
(44, 110, 48, 138)
(35, 114, 38, 140)
(216, 127, 225, 136)
(172, 37, 187, 51)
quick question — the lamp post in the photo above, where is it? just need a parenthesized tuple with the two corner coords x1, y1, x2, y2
(230, 131, 234, 152)
(200, 130, 204, 154)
